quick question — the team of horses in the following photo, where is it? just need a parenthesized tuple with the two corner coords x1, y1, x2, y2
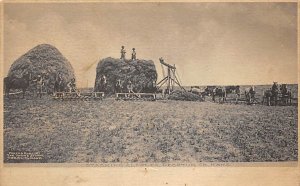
(262, 83, 292, 106)
(189, 83, 293, 106)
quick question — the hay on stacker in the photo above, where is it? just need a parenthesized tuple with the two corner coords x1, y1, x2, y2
(168, 90, 204, 101)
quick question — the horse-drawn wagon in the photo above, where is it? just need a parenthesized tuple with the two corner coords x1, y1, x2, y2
(262, 83, 293, 106)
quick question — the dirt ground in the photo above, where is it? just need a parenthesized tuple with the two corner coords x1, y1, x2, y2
(4, 94, 298, 163)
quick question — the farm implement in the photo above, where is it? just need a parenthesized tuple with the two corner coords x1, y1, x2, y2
(53, 91, 104, 101)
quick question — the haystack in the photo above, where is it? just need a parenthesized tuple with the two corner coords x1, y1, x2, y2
(168, 90, 204, 101)
(94, 57, 157, 93)
(7, 44, 76, 92)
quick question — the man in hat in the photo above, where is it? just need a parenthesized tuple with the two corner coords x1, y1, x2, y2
(126, 80, 134, 98)
(159, 57, 164, 63)
(127, 80, 134, 93)
(131, 48, 136, 61)
(271, 82, 279, 105)
(115, 79, 123, 93)
(120, 46, 126, 60)
(36, 74, 44, 98)
(67, 78, 76, 93)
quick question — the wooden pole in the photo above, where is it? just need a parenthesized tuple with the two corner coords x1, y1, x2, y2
(167, 68, 171, 94)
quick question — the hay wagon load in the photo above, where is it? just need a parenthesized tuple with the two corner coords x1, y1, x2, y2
(94, 57, 158, 101)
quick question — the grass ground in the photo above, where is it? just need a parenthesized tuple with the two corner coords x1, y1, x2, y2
(4, 95, 298, 163)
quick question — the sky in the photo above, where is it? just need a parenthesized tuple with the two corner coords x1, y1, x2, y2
(3, 2, 298, 87)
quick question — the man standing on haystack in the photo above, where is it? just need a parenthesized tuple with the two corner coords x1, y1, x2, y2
(120, 46, 126, 60)
(131, 48, 136, 61)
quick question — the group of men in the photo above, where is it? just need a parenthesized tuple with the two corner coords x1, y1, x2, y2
(97, 74, 134, 94)
(30, 72, 77, 98)
(120, 46, 137, 61)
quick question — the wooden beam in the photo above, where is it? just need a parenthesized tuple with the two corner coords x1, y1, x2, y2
(160, 60, 176, 69)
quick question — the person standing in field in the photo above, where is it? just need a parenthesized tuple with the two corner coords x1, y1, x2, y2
(67, 78, 76, 93)
(120, 46, 126, 60)
(131, 48, 136, 61)
(36, 74, 44, 98)
(235, 85, 241, 104)
(127, 80, 133, 93)
(115, 79, 123, 93)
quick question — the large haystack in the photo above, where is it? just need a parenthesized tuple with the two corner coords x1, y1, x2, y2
(7, 44, 75, 92)
(94, 57, 157, 93)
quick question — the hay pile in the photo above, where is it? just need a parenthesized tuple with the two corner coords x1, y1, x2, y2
(7, 44, 76, 92)
(168, 90, 204, 101)
(94, 57, 157, 93)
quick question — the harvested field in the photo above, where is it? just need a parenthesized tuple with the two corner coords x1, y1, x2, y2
(4, 90, 298, 163)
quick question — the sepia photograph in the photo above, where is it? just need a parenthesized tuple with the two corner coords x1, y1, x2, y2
(2, 2, 298, 165)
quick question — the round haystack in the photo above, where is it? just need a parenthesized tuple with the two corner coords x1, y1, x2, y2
(168, 90, 204, 101)
(7, 44, 76, 92)
(94, 57, 157, 94)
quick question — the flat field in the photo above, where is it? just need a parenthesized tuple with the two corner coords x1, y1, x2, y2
(4, 86, 298, 163)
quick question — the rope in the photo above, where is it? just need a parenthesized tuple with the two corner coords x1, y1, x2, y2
(161, 63, 166, 78)
(175, 69, 182, 85)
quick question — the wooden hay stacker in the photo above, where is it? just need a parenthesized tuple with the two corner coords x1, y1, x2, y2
(156, 57, 185, 95)
(53, 92, 104, 101)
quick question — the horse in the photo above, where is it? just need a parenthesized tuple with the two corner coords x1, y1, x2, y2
(280, 84, 292, 105)
(212, 87, 226, 103)
(231, 86, 241, 103)
(204, 86, 216, 96)
(262, 82, 279, 106)
(271, 82, 279, 106)
(225, 86, 240, 94)
(245, 86, 256, 105)
(262, 89, 273, 106)
(189, 86, 206, 100)
(4, 72, 31, 99)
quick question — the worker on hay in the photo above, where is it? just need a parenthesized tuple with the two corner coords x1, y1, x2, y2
(35, 74, 44, 98)
(100, 75, 107, 92)
(131, 48, 136, 61)
(120, 46, 126, 60)
(43, 73, 51, 94)
(127, 80, 134, 93)
(115, 79, 123, 93)
(159, 57, 164, 63)
(67, 78, 77, 93)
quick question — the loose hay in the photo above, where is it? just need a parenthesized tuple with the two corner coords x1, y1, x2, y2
(94, 57, 157, 94)
(168, 90, 204, 101)
(7, 44, 76, 92)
